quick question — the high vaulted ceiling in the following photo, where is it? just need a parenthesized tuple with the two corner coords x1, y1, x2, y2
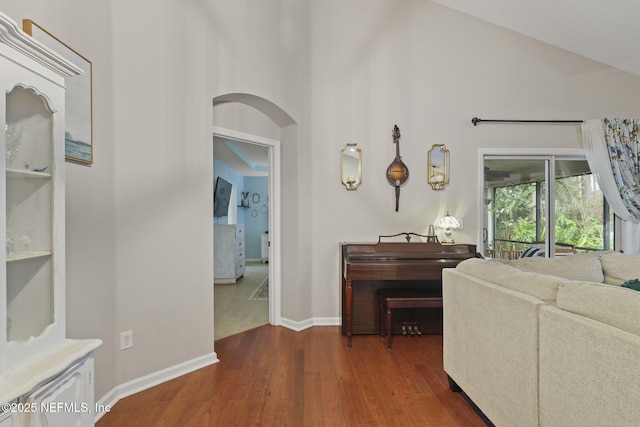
(216, 1, 639, 177)
(432, 0, 640, 78)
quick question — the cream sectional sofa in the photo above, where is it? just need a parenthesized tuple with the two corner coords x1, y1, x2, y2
(442, 251, 640, 427)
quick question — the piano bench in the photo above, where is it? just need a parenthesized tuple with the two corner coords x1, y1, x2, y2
(377, 289, 443, 349)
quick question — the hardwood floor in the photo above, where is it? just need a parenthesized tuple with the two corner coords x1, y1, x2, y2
(97, 326, 487, 426)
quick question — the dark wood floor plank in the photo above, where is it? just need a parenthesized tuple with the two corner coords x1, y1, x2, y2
(97, 325, 487, 427)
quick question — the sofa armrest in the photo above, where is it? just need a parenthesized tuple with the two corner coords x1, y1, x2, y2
(539, 305, 640, 426)
(443, 268, 544, 427)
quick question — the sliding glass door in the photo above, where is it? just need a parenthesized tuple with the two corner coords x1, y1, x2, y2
(482, 155, 613, 259)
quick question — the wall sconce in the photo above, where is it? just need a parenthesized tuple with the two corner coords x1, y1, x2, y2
(428, 144, 450, 190)
(341, 143, 362, 190)
(386, 125, 409, 211)
(437, 210, 460, 243)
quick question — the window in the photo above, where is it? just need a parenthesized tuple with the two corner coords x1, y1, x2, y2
(482, 155, 614, 259)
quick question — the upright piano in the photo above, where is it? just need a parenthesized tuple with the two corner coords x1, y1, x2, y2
(341, 240, 479, 346)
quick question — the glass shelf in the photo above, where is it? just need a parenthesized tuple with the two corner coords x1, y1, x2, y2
(6, 251, 52, 262)
(6, 168, 52, 179)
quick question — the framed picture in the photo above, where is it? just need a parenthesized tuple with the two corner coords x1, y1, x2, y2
(23, 19, 93, 164)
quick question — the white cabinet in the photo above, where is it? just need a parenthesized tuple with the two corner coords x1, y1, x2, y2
(214, 224, 245, 284)
(0, 409, 16, 427)
(0, 341, 99, 427)
(0, 11, 101, 426)
(24, 353, 94, 427)
(260, 233, 269, 263)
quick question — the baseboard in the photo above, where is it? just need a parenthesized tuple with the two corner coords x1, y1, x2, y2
(311, 317, 341, 326)
(279, 316, 340, 331)
(94, 351, 219, 422)
(279, 317, 313, 331)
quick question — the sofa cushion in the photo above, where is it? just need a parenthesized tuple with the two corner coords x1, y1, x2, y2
(597, 251, 640, 285)
(556, 281, 640, 337)
(456, 258, 565, 301)
(505, 254, 604, 283)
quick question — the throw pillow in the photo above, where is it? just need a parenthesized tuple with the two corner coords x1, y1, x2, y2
(598, 252, 640, 285)
(621, 278, 640, 291)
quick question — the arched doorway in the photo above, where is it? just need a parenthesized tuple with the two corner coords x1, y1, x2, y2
(212, 93, 296, 332)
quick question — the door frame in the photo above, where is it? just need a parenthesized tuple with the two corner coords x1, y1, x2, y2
(213, 126, 281, 325)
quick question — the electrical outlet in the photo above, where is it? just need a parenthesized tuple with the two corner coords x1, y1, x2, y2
(120, 330, 133, 350)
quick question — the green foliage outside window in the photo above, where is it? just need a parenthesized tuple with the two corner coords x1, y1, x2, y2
(555, 176, 606, 249)
(492, 175, 607, 257)
(493, 183, 537, 245)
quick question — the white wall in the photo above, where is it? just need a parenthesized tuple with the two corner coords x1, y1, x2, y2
(108, 0, 217, 385)
(2, 0, 640, 406)
(305, 0, 640, 319)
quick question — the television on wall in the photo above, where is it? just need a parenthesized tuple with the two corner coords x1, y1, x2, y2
(214, 177, 233, 217)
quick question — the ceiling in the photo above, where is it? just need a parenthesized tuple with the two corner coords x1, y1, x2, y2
(432, 0, 640, 78)
(215, 1, 638, 176)
(213, 136, 269, 177)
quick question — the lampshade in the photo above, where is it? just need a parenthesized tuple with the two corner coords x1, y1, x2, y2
(437, 211, 460, 230)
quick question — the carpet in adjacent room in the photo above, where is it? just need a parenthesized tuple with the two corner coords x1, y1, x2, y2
(214, 262, 269, 340)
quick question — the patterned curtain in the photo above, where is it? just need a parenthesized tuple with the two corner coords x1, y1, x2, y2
(582, 118, 640, 254)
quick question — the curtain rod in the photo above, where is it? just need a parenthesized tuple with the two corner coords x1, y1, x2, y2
(471, 117, 584, 126)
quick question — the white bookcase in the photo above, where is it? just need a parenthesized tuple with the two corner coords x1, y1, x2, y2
(0, 11, 101, 426)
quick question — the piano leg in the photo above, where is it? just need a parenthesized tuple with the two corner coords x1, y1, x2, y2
(346, 279, 353, 347)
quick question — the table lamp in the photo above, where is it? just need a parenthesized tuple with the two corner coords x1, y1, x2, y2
(437, 210, 460, 243)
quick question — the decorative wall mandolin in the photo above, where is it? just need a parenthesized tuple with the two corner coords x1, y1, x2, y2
(386, 125, 409, 211)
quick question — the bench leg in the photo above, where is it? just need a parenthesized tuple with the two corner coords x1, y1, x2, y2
(379, 300, 384, 339)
